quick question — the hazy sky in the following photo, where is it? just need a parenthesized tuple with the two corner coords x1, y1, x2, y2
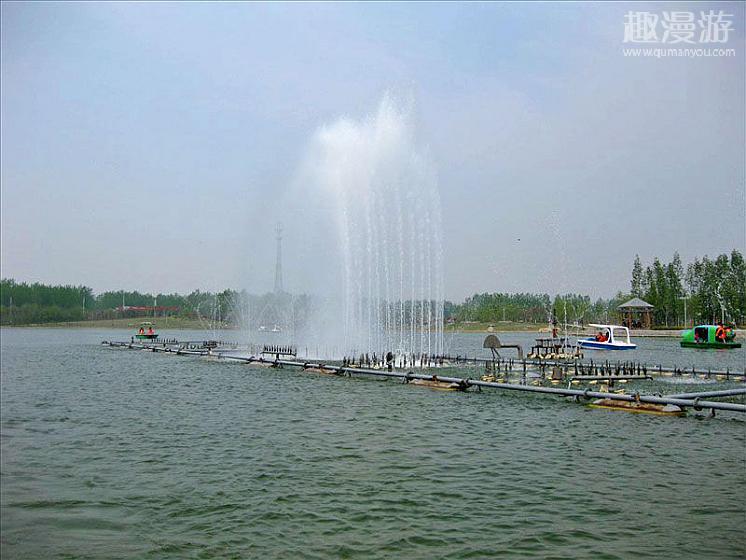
(2, 2, 744, 300)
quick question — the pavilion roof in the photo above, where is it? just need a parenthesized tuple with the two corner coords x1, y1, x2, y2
(617, 297, 654, 310)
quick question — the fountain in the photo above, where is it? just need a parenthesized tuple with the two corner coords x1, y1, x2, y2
(284, 95, 445, 359)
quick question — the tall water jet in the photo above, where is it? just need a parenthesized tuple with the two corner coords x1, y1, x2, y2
(299, 96, 444, 358)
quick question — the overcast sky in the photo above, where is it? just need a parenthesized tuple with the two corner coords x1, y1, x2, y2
(2, 2, 744, 300)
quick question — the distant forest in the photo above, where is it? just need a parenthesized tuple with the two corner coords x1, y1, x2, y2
(1, 250, 744, 327)
(0, 281, 245, 326)
(628, 250, 745, 327)
(449, 250, 746, 327)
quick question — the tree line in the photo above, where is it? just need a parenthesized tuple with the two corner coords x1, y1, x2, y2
(630, 250, 745, 326)
(0, 280, 314, 328)
(447, 250, 745, 328)
(0, 280, 243, 326)
(444, 293, 628, 326)
(2, 249, 744, 327)
(0, 280, 91, 324)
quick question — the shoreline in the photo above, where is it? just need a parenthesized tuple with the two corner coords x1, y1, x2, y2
(0, 317, 222, 330)
(447, 323, 746, 338)
(5, 320, 742, 339)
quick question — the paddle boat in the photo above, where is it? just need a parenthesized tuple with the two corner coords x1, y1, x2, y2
(680, 324, 741, 349)
(577, 324, 636, 350)
(135, 321, 158, 340)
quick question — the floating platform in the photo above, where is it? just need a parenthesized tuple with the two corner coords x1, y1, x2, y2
(589, 399, 686, 416)
(410, 376, 467, 391)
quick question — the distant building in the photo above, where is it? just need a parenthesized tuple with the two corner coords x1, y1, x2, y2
(116, 305, 180, 315)
(618, 297, 654, 329)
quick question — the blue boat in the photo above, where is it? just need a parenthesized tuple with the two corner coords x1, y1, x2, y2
(578, 324, 637, 350)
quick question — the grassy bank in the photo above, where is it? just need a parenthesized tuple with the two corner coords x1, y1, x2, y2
(6, 317, 228, 330)
(444, 322, 720, 338)
(7, 319, 743, 339)
(446, 321, 546, 332)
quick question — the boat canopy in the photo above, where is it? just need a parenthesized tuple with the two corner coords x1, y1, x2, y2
(587, 324, 632, 344)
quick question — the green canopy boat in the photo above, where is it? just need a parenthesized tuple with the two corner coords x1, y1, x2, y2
(135, 321, 158, 340)
(680, 324, 740, 349)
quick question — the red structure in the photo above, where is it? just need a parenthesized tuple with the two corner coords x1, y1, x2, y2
(116, 305, 180, 313)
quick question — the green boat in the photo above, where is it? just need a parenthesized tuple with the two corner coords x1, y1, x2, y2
(134, 321, 158, 340)
(680, 324, 740, 349)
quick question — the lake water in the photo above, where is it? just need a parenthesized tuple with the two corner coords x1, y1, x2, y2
(2, 328, 745, 559)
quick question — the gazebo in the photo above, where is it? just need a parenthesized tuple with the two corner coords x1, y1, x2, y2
(618, 297, 654, 329)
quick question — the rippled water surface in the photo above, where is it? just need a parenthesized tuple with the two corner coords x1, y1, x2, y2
(2, 328, 745, 559)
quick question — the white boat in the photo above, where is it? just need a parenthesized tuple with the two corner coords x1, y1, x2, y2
(578, 324, 637, 350)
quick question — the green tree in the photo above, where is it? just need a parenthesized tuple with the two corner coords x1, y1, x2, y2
(631, 255, 643, 297)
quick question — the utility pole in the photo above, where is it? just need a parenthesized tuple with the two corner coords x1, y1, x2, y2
(715, 281, 727, 325)
(678, 295, 689, 328)
(274, 222, 284, 294)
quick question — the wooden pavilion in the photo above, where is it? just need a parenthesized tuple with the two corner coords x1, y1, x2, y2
(618, 297, 654, 329)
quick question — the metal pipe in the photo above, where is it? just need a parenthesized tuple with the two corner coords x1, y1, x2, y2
(667, 388, 746, 400)
(256, 357, 746, 413)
